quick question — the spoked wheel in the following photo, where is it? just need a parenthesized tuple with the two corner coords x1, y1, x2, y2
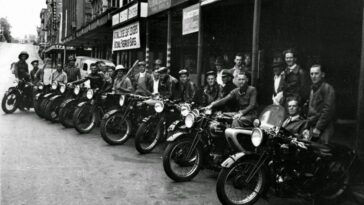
(134, 119, 162, 154)
(216, 159, 268, 205)
(73, 104, 97, 134)
(1, 91, 18, 114)
(59, 102, 76, 128)
(162, 138, 203, 182)
(100, 112, 131, 145)
(320, 161, 350, 200)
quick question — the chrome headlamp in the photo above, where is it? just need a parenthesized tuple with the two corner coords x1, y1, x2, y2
(38, 84, 44, 90)
(119, 95, 125, 106)
(51, 82, 58, 90)
(204, 108, 212, 115)
(185, 113, 195, 128)
(86, 89, 94, 99)
(251, 128, 263, 147)
(180, 104, 191, 117)
(74, 85, 80, 95)
(60, 84, 66, 93)
(154, 102, 164, 113)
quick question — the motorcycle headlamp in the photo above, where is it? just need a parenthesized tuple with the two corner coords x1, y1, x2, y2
(253, 119, 261, 128)
(185, 113, 195, 128)
(154, 102, 164, 113)
(51, 82, 58, 90)
(204, 109, 212, 115)
(119, 95, 125, 106)
(251, 128, 264, 147)
(180, 105, 191, 117)
(74, 85, 80, 95)
(86, 89, 94, 100)
(60, 84, 66, 93)
(38, 84, 44, 90)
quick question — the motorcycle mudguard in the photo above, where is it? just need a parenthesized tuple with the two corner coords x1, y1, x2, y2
(49, 95, 63, 101)
(35, 93, 42, 100)
(60, 98, 76, 108)
(76, 101, 88, 108)
(102, 109, 121, 119)
(43, 93, 54, 99)
(166, 131, 189, 142)
(221, 152, 257, 168)
(5, 87, 17, 95)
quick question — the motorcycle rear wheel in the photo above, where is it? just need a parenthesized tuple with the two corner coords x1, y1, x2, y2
(134, 119, 162, 154)
(1, 91, 18, 114)
(163, 138, 203, 182)
(100, 112, 131, 145)
(216, 159, 268, 205)
(73, 104, 97, 134)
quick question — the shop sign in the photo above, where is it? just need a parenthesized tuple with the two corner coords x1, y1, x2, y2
(112, 22, 140, 51)
(119, 9, 128, 23)
(114, 3, 139, 27)
(112, 13, 120, 26)
(183, 3, 200, 35)
(128, 4, 138, 19)
(171, 0, 189, 7)
(148, 0, 171, 16)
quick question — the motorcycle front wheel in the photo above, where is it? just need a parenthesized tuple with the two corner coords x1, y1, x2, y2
(100, 112, 131, 145)
(1, 91, 18, 114)
(38, 98, 50, 119)
(45, 98, 62, 123)
(59, 101, 77, 128)
(134, 119, 162, 154)
(216, 159, 268, 205)
(73, 104, 97, 134)
(33, 96, 42, 117)
(162, 138, 203, 182)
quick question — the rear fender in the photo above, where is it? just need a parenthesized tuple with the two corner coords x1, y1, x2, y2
(166, 131, 189, 142)
(103, 109, 122, 119)
(221, 152, 258, 168)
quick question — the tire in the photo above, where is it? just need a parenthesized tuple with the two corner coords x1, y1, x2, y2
(33, 96, 42, 117)
(38, 98, 49, 118)
(100, 112, 132, 145)
(59, 101, 76, 128)
(216, 159, 268, 205)
(45, 98, 61, 123)
(134, 119, 162, 154)
(162, 138, 203, 182)
(1, 91, 18, 114)
(73, 104, 97, 134)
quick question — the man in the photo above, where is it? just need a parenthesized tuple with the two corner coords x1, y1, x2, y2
(306, 65, 335, 144)
(282, 49, 309, 102)
(282, 97, 308, 138)
(64, 56, 81, 83)
(153, 59, 163, 72)
(152, 70, 160, 95)
(207, 74, 257, 127)
(14, 51, 30, 81)
(113, 65, 133, 94)
(242, 53, 252, 73)
(272, 61, 285, 105)
(49, 63, 68, 84)
(70, 63, 105, 90)
(30, 60, 40, 83)
(133, 61, 153, 96)
(156, 67, 176, 99)
(175, 69, 197, 103)
(201, 71, 221, 106)
(215, 57, 225, 86)
(96, 61, 107, 74)
(219, 69, 237, 112)
(229, 53, 251, 86)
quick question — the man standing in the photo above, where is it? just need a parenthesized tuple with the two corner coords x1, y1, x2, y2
(272, 61, 285, 105)
(306, 65, 335, 143)
(175, 69, 197, 103)
(134, 61, 153, 96)
(215, 57, 225, 86)
(207, 74, 257, 127)
(152, 70, 160, 95)
(282, 49, 309, 102)
(64, 56, 81, 83)
(219, 69, 237, 112)
(14, 51, 30, 81)
(229, 53, 251, 86)
(156, 67, 176, 99)
(113, 65, 133, 94)
(30, 60, 40, 83)
(49, 63, 68, 84)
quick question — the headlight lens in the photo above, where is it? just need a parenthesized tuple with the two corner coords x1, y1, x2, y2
(119, 95, 125, 106)
(251, 128, 263, 147)
(154, 102, 164, 113)
(204, 109, 212, 115)
(180, 105, 190, 117)
(60, 84, 66, 93)
(38, 84, 44, 90)
(51, 82, 58, 90)
(86, 89, 94, 99)
(185, 113, 195, 128)
(74, 85, 80, 95)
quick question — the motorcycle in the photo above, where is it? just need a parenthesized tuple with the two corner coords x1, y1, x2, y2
(162, 108, 253, 182)
(100, 93, 153, 145)
(2, 80, 37, 114)
(134, 99, 192, 154)
(216, 105, 357, 205)
(36, 82, 60, 118)
(34, 83, 52, 117)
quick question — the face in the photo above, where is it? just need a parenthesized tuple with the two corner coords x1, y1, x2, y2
(69, 60, 75, 66)
(98, 63, 106, 73)
(33, 62, 39, 68)
(207, 75, 216, 86)
(215, 64, 222, 71)
(237, 74, 248, 88)
(116, 70, 124, 77)
(273, 66, 282, 75)
(57, 64, 62, 72)
(179, 74, 188, 84)
(20, 55, 27, 61)
(159, 72, 167, 79)
(285, 53, 296, 66)
(107, 68, 114, 76)
(287, 100, 299, 116)
(310, 66, 324, 84)
(234, 56, 243, 67)
(222, 76, 230, 84)
(153, 71, 160, 79)
(91, 65, 98, 74)
(139, 65, 146, 72)
(244, 55, 251, 66)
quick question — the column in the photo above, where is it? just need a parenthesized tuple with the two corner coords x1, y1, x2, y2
(145, 20, 150, 69)
(166, 10, 172, 68)
(196, 4, 203, 86)
(251, 0, 261, 86)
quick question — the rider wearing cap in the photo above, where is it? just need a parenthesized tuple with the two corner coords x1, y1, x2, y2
(201, 71, 221, 106)
(175, 69, 197, 103)
(219, 69, 237, 111)
(30, 60, 40, 83)
(133, 61, 153, 96)
(64, 56, 81, 82)
(14, 51, 30, 81)
(113, 65, 133, 94)
(156, 66, 177, 99)
(70, 63, 105, 90)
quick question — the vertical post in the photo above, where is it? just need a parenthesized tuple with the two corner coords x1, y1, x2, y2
(251, 0, 261, 86)
(63, 46, 66, 66)
(145, 20, 150, 69)
(196, 4, 203, 86)
(356, 4, 364, 160)
(166, 10, 172, 69)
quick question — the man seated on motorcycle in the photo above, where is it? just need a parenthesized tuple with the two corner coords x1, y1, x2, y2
(174, 69, 197, 103)
(14, 51, 30, 81)
(282, 97, 308, 139)
(156, 67, 177, 99)
(207, 74, 257, 128)
(133, 61, 153, 96)
(49, 63, 68, 84)
(69, 63, 105, 91)
(113, 65, 133, 94)
(198, 71, 221, 106)
(219, 69, 237, 112)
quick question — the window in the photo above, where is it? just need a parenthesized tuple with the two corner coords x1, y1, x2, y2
(83, 64, 88, 71)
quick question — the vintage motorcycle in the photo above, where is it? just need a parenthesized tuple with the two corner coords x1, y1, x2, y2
(100, 93, 153, 145)
(216, 105, 357, 205)
(34, 83, 52, 117)
(134, 99, 191, 154)
(2, 79, 37, 114)
(162, 108, 253, 182)
(36, 82, 60, 118)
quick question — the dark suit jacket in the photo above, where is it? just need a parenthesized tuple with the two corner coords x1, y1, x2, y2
(133, 72, 153, 95)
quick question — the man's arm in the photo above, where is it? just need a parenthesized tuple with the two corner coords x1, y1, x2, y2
(240, 87, 257, 115)
(211, 90, 235, 108)
(315, 85, 335, 131)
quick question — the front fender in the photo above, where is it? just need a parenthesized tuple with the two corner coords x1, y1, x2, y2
(77, 101, 89, 108)
(103, 109, 122, 119)
(221, 152, 258, 168)
(49, 95, 63, 101)
(166, 131, 189, 142)
(43, 93, 54, 99)
(60, 98, 76, 108)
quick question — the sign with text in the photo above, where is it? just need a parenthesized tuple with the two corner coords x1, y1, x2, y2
(148, 0, 171, 16)
(183, 4, 200, 35)
(112, 22, 140, 51)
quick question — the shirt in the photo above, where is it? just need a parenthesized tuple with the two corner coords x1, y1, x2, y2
(113, 77, 133, 94)
(50, 71, 68, 84)
(64, 66, 81, 82)
(274, 74, 282, 94)
(153, 77, 159, 94)
(216, 70, 223, 85)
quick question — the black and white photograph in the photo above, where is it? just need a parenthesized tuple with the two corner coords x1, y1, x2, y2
(1, 0, 364, 204)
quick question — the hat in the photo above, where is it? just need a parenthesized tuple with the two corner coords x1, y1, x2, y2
(68, 56, 75, 61)
(178, 69, 189, 76)
(156, 67, 168, 73)
(138, 61, 146, 66)
(18, 51, 29, 60)
(31, 60, 39, 65)
(221, 69, 233, 78)
(206, 70, 216, 77)
(272, 61, 284, 68)
(115, 65, 127, 71)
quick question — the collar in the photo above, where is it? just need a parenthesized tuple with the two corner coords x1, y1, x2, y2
(289, 115, 300, 122)
(311, 80, 324, 91)
(288, 64, 298, 73)
(238, 84, 249, 95)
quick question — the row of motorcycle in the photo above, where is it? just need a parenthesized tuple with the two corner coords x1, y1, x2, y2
(2, 79, 360, 205)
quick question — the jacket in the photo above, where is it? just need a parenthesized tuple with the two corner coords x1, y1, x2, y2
(14, 61, 29, 81)
(201, 83, 221, 106)
(133, 72, 153, 96)
(282, 65, 309, 101)
(175, 80, 197, 103)
(159, 75, 176, 99)
(282, 115, 308, 137)
(219, 82, 237, 112)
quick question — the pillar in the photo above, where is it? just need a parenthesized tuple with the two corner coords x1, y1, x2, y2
(166, 10, 172, 68)
(196, 4, 203, 86)
(251, 0, 261, 86)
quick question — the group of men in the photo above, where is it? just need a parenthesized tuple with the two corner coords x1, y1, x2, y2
(12, 48, 336, 144)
